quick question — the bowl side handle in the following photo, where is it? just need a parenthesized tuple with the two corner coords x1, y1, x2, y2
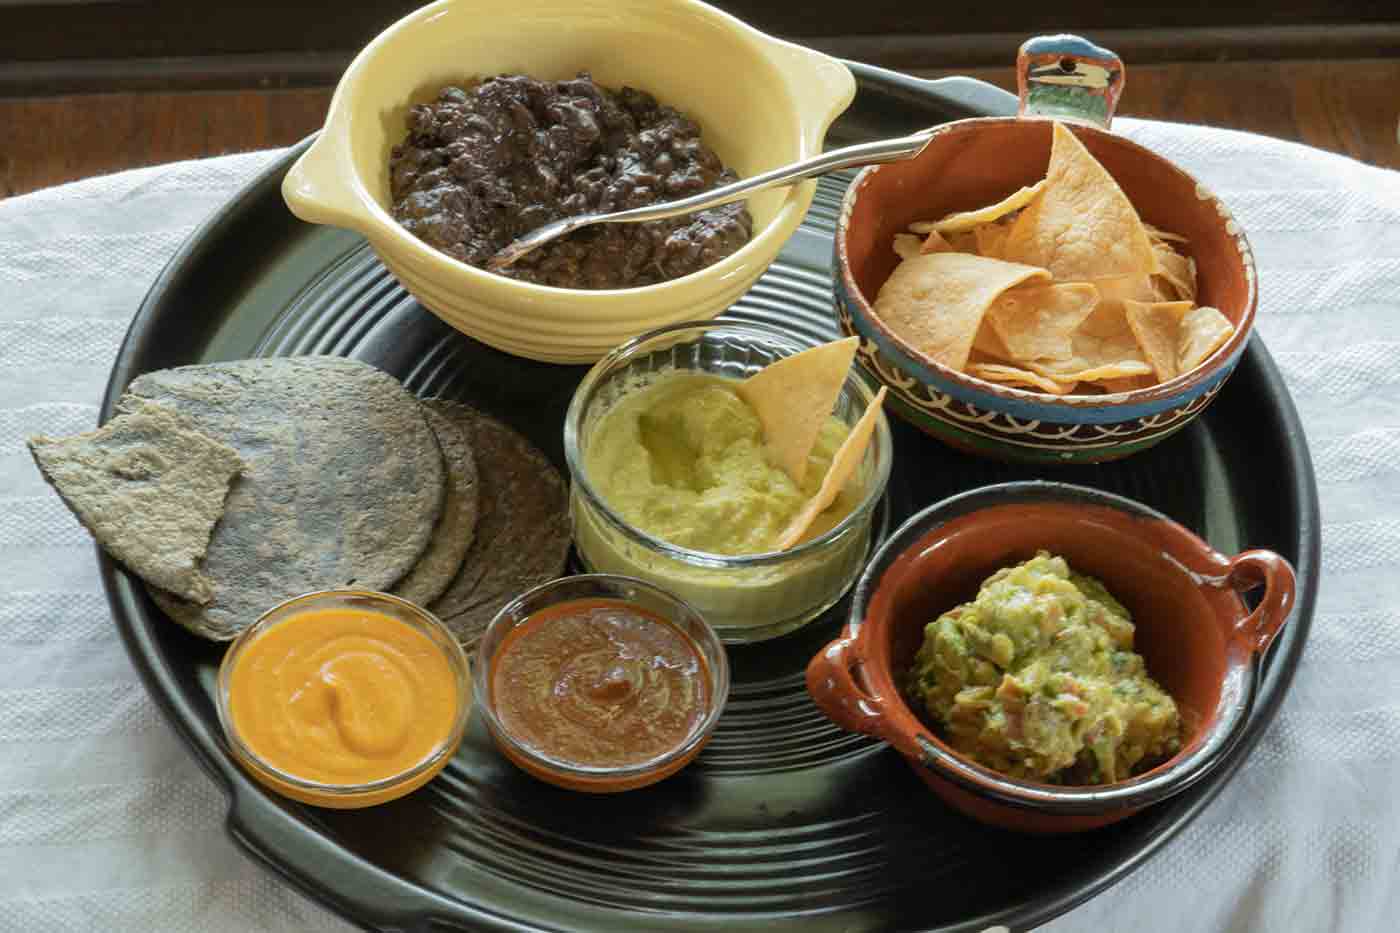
(1225, 549, 1297, 654)
(1015, 34, 1125, 130)
(281, 130, 371, 233)
(806, 633, 906, 750)
(760, 39, 857, 154)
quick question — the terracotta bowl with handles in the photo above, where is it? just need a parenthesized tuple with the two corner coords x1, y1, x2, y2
(806, 481, 1295, 833)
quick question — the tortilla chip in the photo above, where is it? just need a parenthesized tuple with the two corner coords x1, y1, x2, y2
(972, 321, 1012, 360)
(947, 231, 980, 253)
(1144, 222, 1189, 244)
(920, 229, 955, 254)
(1094, 275, 1157, 301)
(28, 401, 243, 604)
(974, 222, 1012, 260)
(986, 282, 1100, 362)
(1027, 327, 1153, 383)
(737, 336, 858, 486)
(1150, 277, 1181, 302)
(1031, 359, 1153, 384)
(1152, 242, 1197, 302)
(909, 180, 1046, 235)
(1080, 275, 1155, 338)
(1179, 306, 1234, 372)
(1002, 122, 1159, 280)
(1078, 302, 1126, 340)
(967, 363, 1075, 395)
(893, 233, 923, 260)
(1111, 375, 1157, 393)
(775, 387, 886, 551)
(872, 252, 1051, 371)
(1124, 300, 1194, 382)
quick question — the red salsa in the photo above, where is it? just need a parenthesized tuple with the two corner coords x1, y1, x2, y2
(490, 598, 710, 769)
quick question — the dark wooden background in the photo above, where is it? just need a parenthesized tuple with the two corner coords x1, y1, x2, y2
(4, 0, 1398, 86)
(3, 0, 1397, 196)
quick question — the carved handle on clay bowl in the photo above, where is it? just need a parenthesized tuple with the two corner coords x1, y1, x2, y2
(1224, 549, 1297, 656)
(1016, 33, 1125, 129)
(805, 633, 916, 756)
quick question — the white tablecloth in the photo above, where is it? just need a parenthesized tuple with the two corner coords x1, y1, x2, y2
(1, 119, 1397, 932)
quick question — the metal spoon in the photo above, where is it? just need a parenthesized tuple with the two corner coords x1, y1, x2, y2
(486, 126, 941, 271)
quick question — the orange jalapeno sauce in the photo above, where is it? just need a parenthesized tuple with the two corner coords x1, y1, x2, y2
(227, 606, 459, 792)
(490, 598, 711, 770)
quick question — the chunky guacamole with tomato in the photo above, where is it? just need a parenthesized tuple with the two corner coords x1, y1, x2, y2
(904, 552, 1180, 784)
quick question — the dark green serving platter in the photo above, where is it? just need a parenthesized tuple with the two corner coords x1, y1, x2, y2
(99, 62, 1319, 932)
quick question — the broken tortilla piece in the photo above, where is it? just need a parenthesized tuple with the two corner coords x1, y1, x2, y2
(121, 356, 446, 641)
(28, 400, 243, 605)
(1151, 241, 1197, 303)
(892, 233, 923, 260)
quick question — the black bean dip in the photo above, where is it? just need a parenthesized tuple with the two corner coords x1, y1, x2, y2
(388, 73, 753, 289)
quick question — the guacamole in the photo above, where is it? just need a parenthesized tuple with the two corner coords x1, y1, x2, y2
(583, 372, 857, 555)
(905, 552, 1180, 784)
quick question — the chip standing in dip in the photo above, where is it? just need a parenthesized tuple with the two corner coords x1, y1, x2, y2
(565, 322, 892, 642)
(581, 372, 858, 555)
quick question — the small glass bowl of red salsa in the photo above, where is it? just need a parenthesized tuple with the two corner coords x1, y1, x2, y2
(475, 574, 730, 792)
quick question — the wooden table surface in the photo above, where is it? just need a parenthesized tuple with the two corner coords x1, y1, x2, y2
(3, 58, 1396, 198)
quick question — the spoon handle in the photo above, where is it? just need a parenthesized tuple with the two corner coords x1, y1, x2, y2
(488, 127, 939, 270)
(582, 126, 938, 225)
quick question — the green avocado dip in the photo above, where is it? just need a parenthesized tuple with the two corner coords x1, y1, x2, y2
(583, 372, 857, 554)
(904, 552, 1180, 784)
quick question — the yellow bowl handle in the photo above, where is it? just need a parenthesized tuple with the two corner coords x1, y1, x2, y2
(759, 39, 856, 154)
(281, 132, 369, 232)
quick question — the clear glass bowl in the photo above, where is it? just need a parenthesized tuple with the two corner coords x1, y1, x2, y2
(216, 589, 472, 809)
(475, 574, 729, 792)
(563, 319, 893, 642)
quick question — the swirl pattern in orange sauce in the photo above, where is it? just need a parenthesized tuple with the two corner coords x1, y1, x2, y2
(228, 607, 458, 786)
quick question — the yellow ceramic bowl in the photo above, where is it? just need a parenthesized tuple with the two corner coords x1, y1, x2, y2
(282, 0, 855, 363)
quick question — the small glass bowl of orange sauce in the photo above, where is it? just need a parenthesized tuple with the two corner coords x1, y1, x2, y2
(216, 589, 472, 809)
(476, 574, 730, 793)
